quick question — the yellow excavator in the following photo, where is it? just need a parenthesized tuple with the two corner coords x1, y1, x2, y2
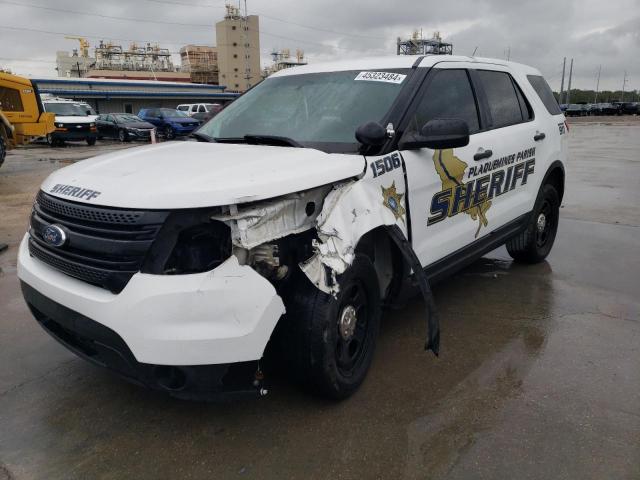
(0, 71, 55, 168)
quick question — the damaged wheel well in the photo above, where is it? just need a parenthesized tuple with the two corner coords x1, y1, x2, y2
(354, 227, 406, 303)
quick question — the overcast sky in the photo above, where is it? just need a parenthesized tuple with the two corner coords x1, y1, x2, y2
(1, 0, 638, 92)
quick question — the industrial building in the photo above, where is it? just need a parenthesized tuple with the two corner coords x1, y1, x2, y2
(397, 31, 452, 55)
(32, 77, 238, 114)
(215, 5, 261, 92)
(262, 49, 307, 78)
(56, 39, 191, 82)
(180, 45, 219, 85)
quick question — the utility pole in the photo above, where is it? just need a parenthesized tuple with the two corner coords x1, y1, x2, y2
(594, 65, 601, 104)
(559, 57, 566, 104)
(621, 71, 628, 101)
(566, 58, 574, 105)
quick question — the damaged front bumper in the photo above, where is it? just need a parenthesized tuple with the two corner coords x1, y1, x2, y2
(18, 234, 285, 396)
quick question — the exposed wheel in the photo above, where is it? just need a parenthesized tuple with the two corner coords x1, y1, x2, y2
(280, 254, 381, 399)
(0, 135, 6, 168)
(87, 137, 97, 146)
(507, 184, 560, 263)
(164, 126, 175, 140)
(118, 129, 129, 142)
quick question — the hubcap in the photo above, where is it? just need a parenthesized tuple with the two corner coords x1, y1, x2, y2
(339, 305, 357, 340)
(536, 213, 546, 233)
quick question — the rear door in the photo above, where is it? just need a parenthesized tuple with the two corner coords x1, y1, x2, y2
(468, 67, 538, 233)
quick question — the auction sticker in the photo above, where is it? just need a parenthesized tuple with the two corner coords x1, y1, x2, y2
(354, 71, 406, 84)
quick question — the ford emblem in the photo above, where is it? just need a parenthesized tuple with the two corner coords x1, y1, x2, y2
(42, 224, 67, 247)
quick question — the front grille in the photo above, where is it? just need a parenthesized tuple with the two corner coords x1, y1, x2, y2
(29, 191, 169, 293)
(62, 123, 92, 132)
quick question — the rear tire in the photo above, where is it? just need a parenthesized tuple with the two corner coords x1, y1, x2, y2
(164, 126, 175, 140)
(87, 137, 97, 146)
(507, 184, 560, 263)
(279, 254, 381, 399)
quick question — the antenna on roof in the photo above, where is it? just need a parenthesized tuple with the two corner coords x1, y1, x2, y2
(472, 46, 478, 56)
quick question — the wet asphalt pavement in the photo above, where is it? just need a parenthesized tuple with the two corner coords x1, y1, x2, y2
(0, 128, 639, 479)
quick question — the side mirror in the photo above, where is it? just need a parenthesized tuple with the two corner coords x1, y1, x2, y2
(399, 118, 470, 150)
(355, 121, 387, 147)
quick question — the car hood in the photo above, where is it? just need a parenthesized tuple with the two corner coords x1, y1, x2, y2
(54, 115, 94, 123)
(41, 141, 365, 209)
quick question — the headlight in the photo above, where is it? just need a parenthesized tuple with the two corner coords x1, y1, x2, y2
(55, 123, 64, 128)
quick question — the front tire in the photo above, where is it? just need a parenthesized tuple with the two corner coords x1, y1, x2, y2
(118, 129, 129, 142)
(280, 254, 381, 399)
(507, 184, 560, 263)
(164, 126, 175, 140)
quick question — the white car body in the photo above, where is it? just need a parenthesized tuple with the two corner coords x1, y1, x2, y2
(19, 55, 567, 398)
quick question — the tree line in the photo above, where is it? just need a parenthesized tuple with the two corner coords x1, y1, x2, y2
(553, 89, 640, 104)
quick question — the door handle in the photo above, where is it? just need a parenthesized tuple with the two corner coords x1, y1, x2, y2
(534, 132, 546, 141)
(473, 149, 493, 161)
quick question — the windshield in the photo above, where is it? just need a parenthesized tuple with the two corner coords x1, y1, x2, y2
(198, 69, 411, 151)
(45, 102, 90, 116)
(160, 108, 189, 118)
(115, 114, 143, 122)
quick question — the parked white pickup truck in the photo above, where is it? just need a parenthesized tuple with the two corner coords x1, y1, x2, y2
(19, 55, 567, 400)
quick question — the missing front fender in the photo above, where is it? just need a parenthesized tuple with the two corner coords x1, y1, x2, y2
(386, 225, 440, 356)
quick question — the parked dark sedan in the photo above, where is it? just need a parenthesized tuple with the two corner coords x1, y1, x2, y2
(96, 114, 156, 142)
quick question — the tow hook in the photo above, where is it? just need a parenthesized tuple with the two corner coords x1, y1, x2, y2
(253, 369, 269, 397)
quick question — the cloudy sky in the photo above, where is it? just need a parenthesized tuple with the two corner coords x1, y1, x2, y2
(1, 0, 638, 92)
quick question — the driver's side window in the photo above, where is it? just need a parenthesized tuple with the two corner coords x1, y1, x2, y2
(408, 69, 480, 135)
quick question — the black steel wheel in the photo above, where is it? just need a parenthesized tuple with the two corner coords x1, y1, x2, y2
(278, 254, 381, 399)
(507, 184, 560, 263)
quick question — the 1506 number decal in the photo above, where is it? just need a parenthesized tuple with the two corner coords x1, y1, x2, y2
(369, 152, 401, 178)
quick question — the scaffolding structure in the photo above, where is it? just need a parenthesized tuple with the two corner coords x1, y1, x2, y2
(397, 31, 452, 56)
(94, 41, 176, 72)
(180, 45, 219, 85)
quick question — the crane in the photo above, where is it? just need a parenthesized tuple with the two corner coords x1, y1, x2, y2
(64, 36, 90, 58)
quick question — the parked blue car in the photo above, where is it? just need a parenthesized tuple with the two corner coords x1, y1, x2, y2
(137, 108, 200, 139)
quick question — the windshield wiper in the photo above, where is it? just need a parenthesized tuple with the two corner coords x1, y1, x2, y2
(191, 131, 214, 142)
(244, 135, 302, 147)
(211, 135, 302, 147)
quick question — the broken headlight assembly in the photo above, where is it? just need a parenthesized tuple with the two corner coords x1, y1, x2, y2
(163, 222, 231, 274)
(142, 210, 232, 275)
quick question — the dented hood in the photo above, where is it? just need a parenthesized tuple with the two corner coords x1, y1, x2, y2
(41, 141, 365, 209)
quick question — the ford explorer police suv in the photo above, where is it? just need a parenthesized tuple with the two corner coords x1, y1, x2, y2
(19, 56, 567, 400)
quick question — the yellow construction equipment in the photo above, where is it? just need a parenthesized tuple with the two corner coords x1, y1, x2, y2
(0, 71, 55, 167)
(64, 36, 91, 58)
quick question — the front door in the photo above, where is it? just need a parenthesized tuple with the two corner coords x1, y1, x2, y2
(400, 67, 491, 267)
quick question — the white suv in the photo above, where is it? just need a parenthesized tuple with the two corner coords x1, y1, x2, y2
(19, 56, 567, 400)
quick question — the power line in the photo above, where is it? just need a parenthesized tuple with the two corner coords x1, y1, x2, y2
(2, 0, 384, 42)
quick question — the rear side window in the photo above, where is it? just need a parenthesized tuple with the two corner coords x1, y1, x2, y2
(477, 70, 528, 128)
(0, 86, 24, 112)
(409, 69, 480, 134)
(527, 75, 562, 115)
